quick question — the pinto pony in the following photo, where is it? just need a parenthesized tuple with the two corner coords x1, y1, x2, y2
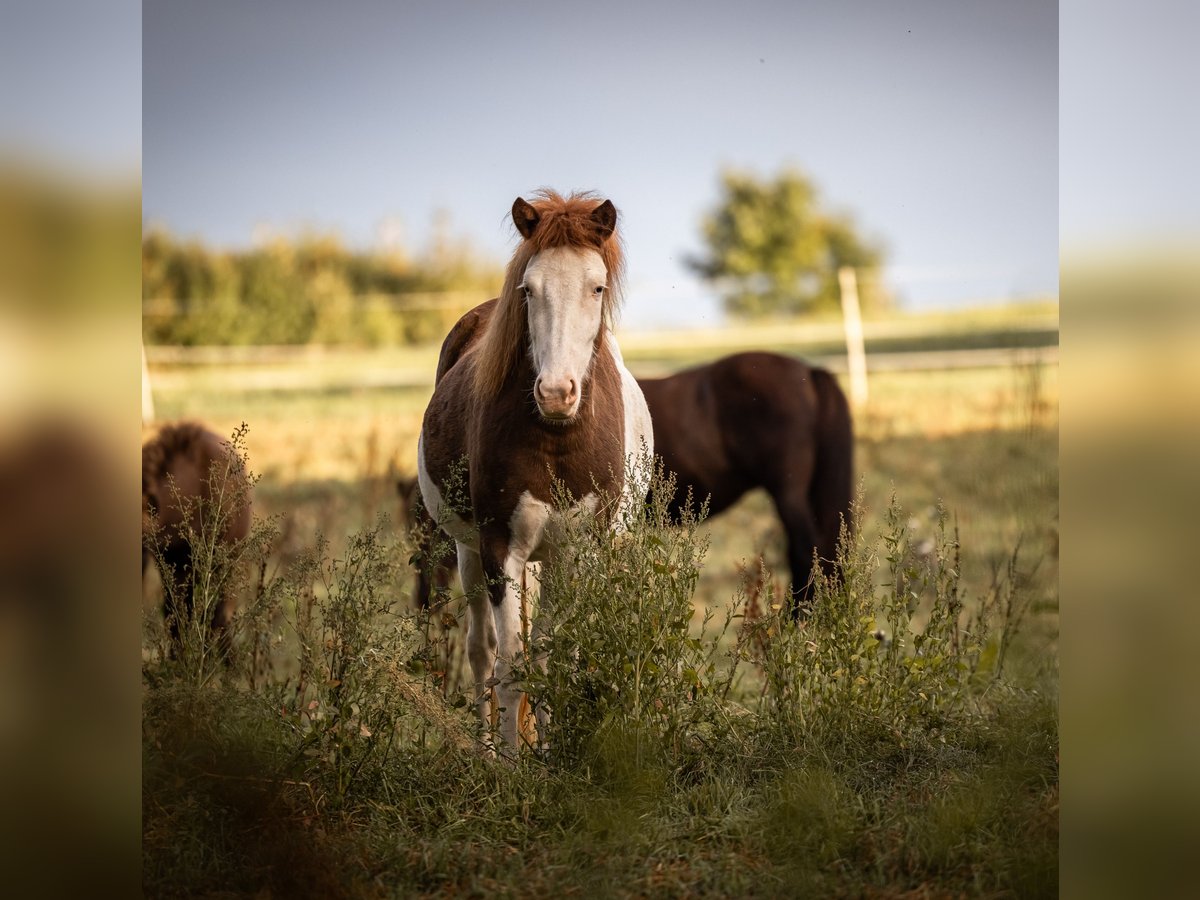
(418, 191, 653, 752)
(142, 422, 252, 650)
(639, 352, 854, 617)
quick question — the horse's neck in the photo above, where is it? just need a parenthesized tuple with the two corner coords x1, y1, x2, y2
(603, 329, 626, 367)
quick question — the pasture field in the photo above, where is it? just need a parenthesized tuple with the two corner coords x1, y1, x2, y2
(143, 343, 1058, 898)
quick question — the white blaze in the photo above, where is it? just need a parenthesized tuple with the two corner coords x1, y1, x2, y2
(523, 245, 608, 419)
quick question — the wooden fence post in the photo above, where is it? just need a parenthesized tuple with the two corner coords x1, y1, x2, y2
(838, 266, 869, 409)
(142, 341, 155, 425)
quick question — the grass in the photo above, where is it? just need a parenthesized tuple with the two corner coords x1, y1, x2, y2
(143, 343, 1058, 898)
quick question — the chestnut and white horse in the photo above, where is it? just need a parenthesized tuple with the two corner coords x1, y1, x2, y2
(417, 191, 652, 752)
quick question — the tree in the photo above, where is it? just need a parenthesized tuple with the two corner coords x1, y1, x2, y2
(142, 228, 505, 347)
(688, 169, 886, 318)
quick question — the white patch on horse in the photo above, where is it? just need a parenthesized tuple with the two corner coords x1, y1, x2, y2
(508, 489, 599, 564)
(607, 331, 655, 526)
(416, 433, 474, 545)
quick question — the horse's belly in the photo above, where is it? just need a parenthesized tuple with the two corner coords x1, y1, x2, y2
(416, 433, 476, 546)
(614, 354, 654, 526)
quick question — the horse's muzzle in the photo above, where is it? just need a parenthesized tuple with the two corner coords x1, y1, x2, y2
(535, 376, 579, 420)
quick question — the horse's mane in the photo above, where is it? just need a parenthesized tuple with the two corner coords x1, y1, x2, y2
(473, 190, 625, 398)
(143, 422, 206, 490)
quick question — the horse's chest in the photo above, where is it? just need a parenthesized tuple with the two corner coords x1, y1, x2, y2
(474, 439, 620, 519)
(473, 406, 623, 501)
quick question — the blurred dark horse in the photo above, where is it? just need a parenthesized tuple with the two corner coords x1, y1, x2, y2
(404, 345, 853, 619)
(142, 422, 252, 648)
(397, 475, 454, 609)
(639, 352, 854, 616)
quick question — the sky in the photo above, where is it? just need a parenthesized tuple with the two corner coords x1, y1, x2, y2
(1, 1, 141, 175)
(1059, 0, 1200, 251)
(142, 0, 1059, 328)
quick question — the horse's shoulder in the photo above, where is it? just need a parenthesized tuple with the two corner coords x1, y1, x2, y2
(435, 298, 500, 385)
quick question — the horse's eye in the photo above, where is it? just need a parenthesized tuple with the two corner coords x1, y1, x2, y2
(593, 285, 605, 296)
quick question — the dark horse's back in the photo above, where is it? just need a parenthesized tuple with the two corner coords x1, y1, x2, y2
(638, 351, 853, 612)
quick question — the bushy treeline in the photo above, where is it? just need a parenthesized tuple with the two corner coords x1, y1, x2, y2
(142, 438, 1057, 898)
(142, 230, 503, 346)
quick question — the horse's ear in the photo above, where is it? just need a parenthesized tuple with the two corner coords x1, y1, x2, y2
(591, 199, 617, 241)
(512, 197, 540, 239)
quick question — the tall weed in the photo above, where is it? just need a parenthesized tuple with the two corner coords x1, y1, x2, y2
(739, 488, 1026, 762)
(520, 457, 737, 775)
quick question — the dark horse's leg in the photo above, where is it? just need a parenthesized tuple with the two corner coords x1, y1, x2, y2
(158, 543, 235, 658)
(800, 368, 855, 617)
(409, 512, 457, 611)
(401, 481, 458, 612)
(771, 486, 823, 620)
(209, 582, 235, 661)
(158, 544, 191, 650)
(766, 367, 854, 620)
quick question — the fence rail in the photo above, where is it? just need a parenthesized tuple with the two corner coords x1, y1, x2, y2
(144, 345, 1057, 396)
(145, 312, 1059, 367)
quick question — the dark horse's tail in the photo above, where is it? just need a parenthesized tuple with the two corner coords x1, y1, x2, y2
(808, 368, 855, 569)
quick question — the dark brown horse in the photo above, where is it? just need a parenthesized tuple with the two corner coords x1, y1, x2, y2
(407, 350, 853, 619)
(142, 422, 252, 650)
(397, 474, 454, 609)
(418, 190, 653, 752)
(638, 352, 854, 616)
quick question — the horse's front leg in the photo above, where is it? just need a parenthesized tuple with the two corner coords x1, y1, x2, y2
(457, 543, 496, 741)
(482, 495, 549, 753)
(529, 569, 552, 752)
(481, 545, 528, 754)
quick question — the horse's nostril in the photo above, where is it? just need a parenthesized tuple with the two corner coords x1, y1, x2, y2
(536, 377, 577, 406)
